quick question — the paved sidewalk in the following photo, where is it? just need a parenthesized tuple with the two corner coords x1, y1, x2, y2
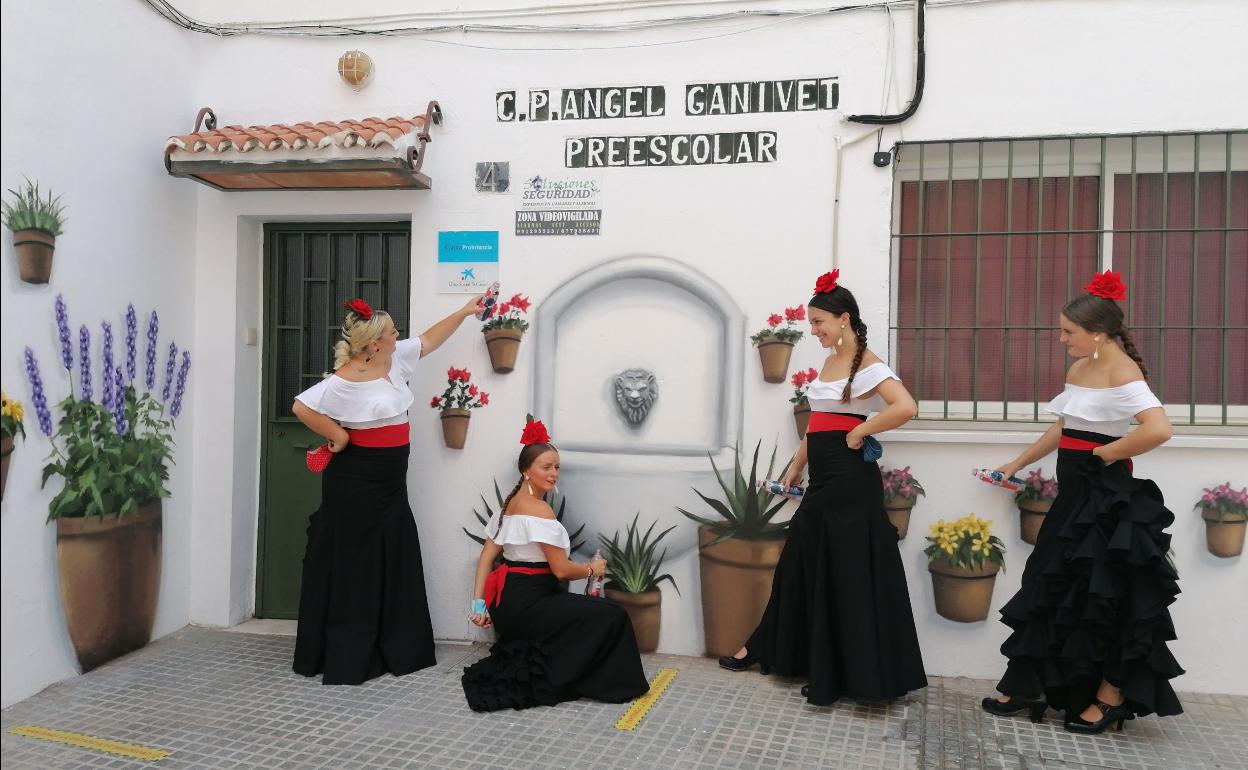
(2, 627, 1244, 769)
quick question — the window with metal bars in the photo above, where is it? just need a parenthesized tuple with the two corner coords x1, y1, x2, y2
(890, 131, 1247, 426)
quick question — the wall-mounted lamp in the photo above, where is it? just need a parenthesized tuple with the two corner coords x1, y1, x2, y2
(337, 50, 373, 91)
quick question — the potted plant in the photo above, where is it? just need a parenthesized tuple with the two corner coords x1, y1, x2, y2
(3, 178, 66, 284)
(430, 367, 489, 449)
(1014, 469, 1058, 545)
(481, 293, 532, 374)
(881, 466, 926, 539)
(1, 390, 26, 500)
(599, 513, 679, 653)
(924, 514, 1006, 623)
(462, 478, 587, 554)
(24, 298, 191, 670)
(677, 441, 792, 657)
(1195, 482, 1247, 558)
(788, 367, 818, 439)
(750, 306, 805, 383)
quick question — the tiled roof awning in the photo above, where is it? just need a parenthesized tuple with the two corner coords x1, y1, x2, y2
(164, 102, 442, 191)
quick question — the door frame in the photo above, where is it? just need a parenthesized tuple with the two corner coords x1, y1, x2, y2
(254, 220, 412, 618)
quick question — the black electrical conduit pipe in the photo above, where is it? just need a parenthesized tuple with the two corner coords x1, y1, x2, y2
(848, 0, 925, 125)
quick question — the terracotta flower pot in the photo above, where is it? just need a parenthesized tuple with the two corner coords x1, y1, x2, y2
(484, 328, 524, 374)
(14, 228, 56, 284)
(884, 496, 915, 539)
(0, 435, 13, 501)
(440, 408, 471, 449)
(56, 501, 163, 671)
(928, 559, 999, 623)
(755, 341, 794, 384)
(793, 402, 811, 440)
(605, 588, 662, 653)
(696, 526, 785, 657)
(1202, 512, 1246, 558)
(1017, 499, 1051, 545)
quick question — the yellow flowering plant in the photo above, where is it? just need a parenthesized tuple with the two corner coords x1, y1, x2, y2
(1, 391, 26, 440)
(923, 514, 1006, 570)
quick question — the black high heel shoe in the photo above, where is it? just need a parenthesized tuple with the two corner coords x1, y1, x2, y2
(981, 696, 1047, 723)
(1064, 701, 1134, 734)
(718, 650, 759, 672)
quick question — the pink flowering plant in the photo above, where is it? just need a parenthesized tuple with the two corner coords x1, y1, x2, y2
(789, 368, 820, 405)
(481, 294, 532, 333)
(1195, 482, 1248, 523)
(430, 367, 489, 411)
(881, 466, 926, 504)
(750, 306, 806, 346)
(1014, 469, 1059, 507)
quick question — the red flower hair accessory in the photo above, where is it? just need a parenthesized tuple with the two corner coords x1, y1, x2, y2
(1083, 270, 1127, 301)
(813, 269, 840, 295)
(520, 419, 551, 446)
(344, 298, 374, 320)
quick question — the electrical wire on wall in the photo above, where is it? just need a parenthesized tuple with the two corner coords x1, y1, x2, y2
(141, 0, 991, 50)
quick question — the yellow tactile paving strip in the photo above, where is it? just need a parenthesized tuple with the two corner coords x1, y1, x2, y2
(615, 667, 679, 731)
(7, 725, 171, 762)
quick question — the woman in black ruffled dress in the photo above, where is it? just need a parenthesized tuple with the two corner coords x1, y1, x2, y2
(982, 271, 1183, 733)
(461, 420, 650, 711)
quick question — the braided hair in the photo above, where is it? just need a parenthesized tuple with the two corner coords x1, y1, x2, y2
(810, 285, 869, 403)
(1061, 293, 1149, 379)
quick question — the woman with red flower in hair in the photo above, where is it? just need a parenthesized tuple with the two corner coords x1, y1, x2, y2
(720, 270, 928, 707)
(461, 418, 650, 711)
(290, 294, 483, 685)
(981, 271, 1183, 734)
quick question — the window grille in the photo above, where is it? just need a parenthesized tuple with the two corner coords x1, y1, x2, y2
(890, 131, 1247, 426)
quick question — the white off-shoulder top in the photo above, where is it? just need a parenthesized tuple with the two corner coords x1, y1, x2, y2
(485, 510, 571, 563)
(294, 338, 423, 429)
(806, 362, 900, 414)
(1046, 381, 1163, 437)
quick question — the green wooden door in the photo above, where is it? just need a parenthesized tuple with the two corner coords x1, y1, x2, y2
(256, 223, 411, 618)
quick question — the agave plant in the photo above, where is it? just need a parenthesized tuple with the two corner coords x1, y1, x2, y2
(599, 513, 679, 595)
(463, 478, 587, 554)
(678, 440, 792, 544)
(2, 178, 66, 235)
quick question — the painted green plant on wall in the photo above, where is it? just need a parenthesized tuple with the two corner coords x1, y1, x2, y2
(24, 296, 191, 519)
(2, 177, 66, 235)
(463, 478, 587, 554)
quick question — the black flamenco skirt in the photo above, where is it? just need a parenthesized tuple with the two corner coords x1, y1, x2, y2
(995, 430, 1184, 717)
(461, 563, 651, 712)
(746, 431, 928, 705)
(292, 443, 436, 685)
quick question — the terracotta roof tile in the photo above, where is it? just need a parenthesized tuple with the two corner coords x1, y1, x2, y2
(166, 115, 428, 155)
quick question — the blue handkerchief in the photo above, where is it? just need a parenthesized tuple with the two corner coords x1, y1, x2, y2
(862, 435, 883, 462)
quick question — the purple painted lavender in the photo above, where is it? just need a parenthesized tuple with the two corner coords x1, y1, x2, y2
(145, 310, 159, 391)
(23, 348, 54, 437)
(55, 294, 73, 371)
(78, 325, 93, 402)
(101, 322, 116, 411)
(163, 342, 178, 402)
(112, 367, 128, 434)
(125, 304, 138, 383)
(171, 351, 191, 419)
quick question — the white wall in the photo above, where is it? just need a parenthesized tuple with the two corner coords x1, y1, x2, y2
(0, 2, 200, 706)
(3, 0, 1245, 707)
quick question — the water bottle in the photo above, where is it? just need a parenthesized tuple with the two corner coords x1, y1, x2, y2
(585, 548, 604, 597)
(757, 479, 805, 499)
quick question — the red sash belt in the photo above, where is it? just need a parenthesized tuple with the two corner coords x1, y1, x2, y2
(483, 563, 553, 608)
(346, 422, 410, 447)
(808, 412, 867, 433)
(1058, 435, 1104, 451)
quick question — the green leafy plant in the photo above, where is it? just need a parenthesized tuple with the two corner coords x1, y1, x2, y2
(678, 440, 792, 543)
(481, 293, 532, 333)
(924, 514, 1006, 570)
(749, 306, 805, 346)
(599, 512, 679, 595)
(3, 177, 66, 235)
(463, 478, 587, 554)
